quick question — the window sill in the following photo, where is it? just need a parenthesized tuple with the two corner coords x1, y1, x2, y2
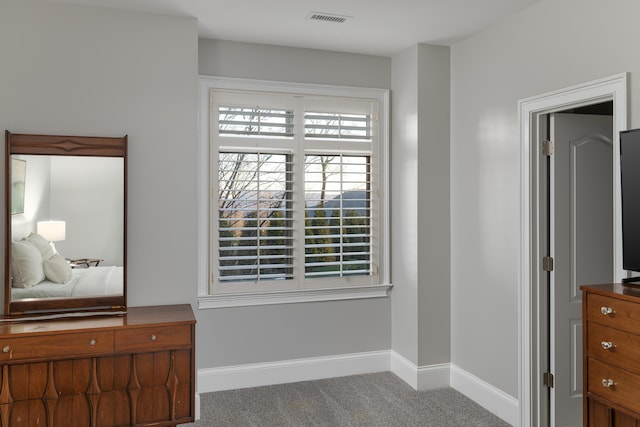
(198, 284, 392, 309)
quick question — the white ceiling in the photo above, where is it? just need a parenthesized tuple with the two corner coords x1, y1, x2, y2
(44, 0, 539, 56)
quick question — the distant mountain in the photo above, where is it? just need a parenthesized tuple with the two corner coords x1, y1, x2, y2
(307, 190, 368, 216)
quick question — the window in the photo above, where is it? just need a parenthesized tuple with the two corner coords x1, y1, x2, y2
(199, 78, 389, 307)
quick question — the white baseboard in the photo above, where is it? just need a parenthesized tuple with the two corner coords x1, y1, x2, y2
(196, 352, 519, 427)
(194, 393, 200, 420)
(390, 351, 450, 390)
(450, 364, 519, 427)
(197, 350, 391, 393)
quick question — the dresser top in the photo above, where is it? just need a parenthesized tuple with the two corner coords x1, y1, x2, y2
(581, 283, 640, 302)
(0, 304, 195, 337)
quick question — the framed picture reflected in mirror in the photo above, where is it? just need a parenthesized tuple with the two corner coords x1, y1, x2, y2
(11, 158, 26, 215)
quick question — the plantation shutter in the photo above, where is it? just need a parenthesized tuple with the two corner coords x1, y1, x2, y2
(304, 154, 371, 278)
(304, 112, 371, 140)
(217, 152, 294, 283)
(211, 88, 381, 295)
(219, 107, 294, 138)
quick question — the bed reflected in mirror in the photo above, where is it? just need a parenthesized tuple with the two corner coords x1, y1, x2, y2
(5, 132, 127, 316)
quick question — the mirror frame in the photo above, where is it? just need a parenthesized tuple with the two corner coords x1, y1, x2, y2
(4, 131, 127, 316)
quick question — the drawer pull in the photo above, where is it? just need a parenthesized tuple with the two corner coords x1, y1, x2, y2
(601, 378, 615, 388)
(2, 346, 10, 353)
(601, 341, 614, 350)
(150, 335, 157, 341)
(601, 306, 614, 316)
(89, 339, 97, 346)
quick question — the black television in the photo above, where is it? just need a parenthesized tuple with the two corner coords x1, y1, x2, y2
(620, 128, 640, 280)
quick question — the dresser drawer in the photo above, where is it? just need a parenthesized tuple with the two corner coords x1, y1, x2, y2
(587, 322, 640, 371)
(588, 357, 640, 414)
(115, 324, 192, 353)
(0, 331, 113, 362)
(586, 293, 640, 334)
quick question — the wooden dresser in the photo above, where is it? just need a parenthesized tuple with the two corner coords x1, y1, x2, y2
(0, 304, 195, 427)
(582, 284, 640, 426)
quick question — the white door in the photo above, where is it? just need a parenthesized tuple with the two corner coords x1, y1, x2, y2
(550, 113, 613, 427)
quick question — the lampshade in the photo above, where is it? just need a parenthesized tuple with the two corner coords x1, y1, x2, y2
(37, 220, 66, 242)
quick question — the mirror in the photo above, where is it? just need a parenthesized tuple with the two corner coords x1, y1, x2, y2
(4, 131, 127, 315)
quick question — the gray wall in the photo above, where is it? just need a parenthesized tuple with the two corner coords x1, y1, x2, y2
(416, 45, 451, 367)
(390, 46, 420, 363)
(391, 44, 451, 370)
(0, 0, 199, 308)
(197, 39, 392, 369)
(50, 156, 123, 265)
(451, 0, 640, 397)
(199, 39, 391, 88)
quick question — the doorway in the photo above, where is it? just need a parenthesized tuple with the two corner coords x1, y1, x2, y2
(541, 106, 613, 427)
(518, 73, 628, 427)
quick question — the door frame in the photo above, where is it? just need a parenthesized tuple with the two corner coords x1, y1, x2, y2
(518, 73, 628, 427)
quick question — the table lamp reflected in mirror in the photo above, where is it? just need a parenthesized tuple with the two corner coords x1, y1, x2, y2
(36, 220, 66, 253)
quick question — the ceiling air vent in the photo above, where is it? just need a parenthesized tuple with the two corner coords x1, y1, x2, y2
(306, 12, 352, 24)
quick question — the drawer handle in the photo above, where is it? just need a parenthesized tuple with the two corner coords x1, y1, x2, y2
(601, 378, 615, 388)
(600, 306, 614, 316)
(2, 346, 10, 353)
(601, 341, 614, 350)
(89, 339, 97, 346)
(150, 335, 157, 341)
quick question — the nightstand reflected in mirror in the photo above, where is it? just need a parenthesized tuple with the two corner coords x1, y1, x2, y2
(68, 258, 103, 268)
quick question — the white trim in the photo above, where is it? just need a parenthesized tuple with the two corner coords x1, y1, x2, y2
(198, 284, 391, 309)
(194, 393, 201, 421)
(197, 350, 391, 393)
(197, 350, 452, 393)
(450, 364, 519, 427)
(389, 351, 450, 391)
(197, 76, 210, 309)
(518, 73, 628, 427)
(200, 75, 390, 100)
(390, 351, 420, 389)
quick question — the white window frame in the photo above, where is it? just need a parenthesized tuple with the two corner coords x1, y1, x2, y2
(198, 76, 391, 309)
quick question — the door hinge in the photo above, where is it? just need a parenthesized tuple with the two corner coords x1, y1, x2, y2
(543, 256, 554, 272)
(542, 372, 554, 388)
(543, 372, 555, 388)
(543, 140, 554, 156)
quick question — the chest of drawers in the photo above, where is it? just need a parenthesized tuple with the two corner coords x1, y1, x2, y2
(0, 304, 195, 427)
(582, 284, 640, 426)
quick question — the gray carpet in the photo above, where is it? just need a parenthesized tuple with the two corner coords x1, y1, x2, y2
(180, 372, 512, 426)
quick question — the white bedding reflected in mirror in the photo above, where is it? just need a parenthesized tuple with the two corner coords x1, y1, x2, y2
(10, 155, 124, 302)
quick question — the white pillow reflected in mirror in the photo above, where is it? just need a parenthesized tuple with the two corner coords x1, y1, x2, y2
(10, 241, 45, 288)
